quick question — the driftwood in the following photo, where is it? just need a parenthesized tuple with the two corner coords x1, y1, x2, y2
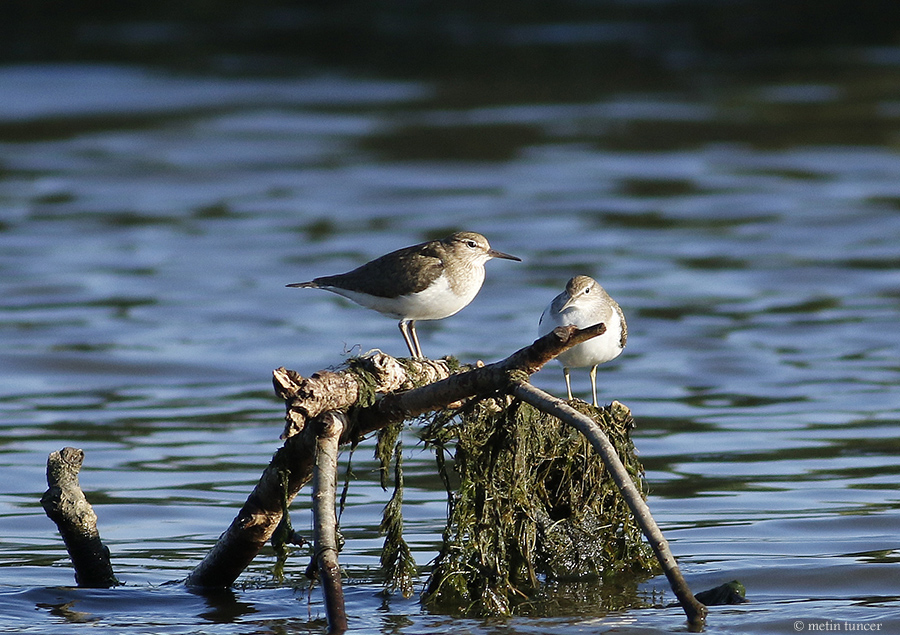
(189, 323, 706, 627)
(40, 447, 119, 588)
(276, 354, 455, 439)
(184, 352, 463, 589)
(42, 324, 708, 630)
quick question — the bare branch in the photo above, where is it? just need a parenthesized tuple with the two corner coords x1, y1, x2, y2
(313, 412, 348, 634)
(42, 322, 706, 632)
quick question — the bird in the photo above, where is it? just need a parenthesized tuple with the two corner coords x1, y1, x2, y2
(287, 231, 521, 359)
(538, 275, 627, 407)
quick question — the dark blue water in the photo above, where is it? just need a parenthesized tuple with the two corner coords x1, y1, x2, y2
(1, 42, 899, 634)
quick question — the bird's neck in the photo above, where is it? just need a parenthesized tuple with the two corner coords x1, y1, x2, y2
(444, 259, 485, 297)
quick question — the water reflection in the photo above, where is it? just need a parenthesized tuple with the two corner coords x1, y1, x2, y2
(193, 586, 257, 623)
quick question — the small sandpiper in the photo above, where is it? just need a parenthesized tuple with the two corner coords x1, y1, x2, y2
(539, 275, 627, 407)
(288, 231, 521, 359)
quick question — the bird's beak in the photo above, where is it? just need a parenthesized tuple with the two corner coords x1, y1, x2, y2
(560, 294, 577, 312)
(488, 249, 522, 262)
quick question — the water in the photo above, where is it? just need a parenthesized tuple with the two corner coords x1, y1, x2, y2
(2, 28, 900, 635)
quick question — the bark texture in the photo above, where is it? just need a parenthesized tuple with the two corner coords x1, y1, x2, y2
(41, 447, 119, 588)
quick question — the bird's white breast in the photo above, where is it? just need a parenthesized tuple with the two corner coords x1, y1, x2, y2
(539, 298, 624, 369)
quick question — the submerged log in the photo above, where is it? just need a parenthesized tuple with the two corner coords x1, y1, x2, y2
(185, 415, 320, 588)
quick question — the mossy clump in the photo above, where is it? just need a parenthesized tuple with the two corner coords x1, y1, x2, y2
(417, 397, 657, 616)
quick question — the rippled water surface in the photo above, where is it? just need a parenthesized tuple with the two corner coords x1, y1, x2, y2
(2, 32, 900, 635)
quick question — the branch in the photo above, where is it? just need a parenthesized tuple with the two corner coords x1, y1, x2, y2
(275, 354, 454, 439)
(511, 383, 708, 629)
(353, 323, 607, 430)
(185, 424, 319, 588)
(189, 324, 606, 589)
(275, 324, 605, 439)
(40, 447, 119, 588)
(312, 412, 348, 634)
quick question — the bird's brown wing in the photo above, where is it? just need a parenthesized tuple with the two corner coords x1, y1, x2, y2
(313, 241, 445, 298)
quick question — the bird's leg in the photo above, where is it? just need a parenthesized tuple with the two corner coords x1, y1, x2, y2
(398, 320, 416, 357)
(589, 364, 599, 407)
(563, 367, 574, 401)
(409, 320, 424, 359)
(399, 320, 421, 359)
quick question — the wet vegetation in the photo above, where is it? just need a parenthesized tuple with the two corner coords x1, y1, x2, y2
(376, 393, 656, 616)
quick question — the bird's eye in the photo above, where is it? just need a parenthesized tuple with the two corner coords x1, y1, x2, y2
(466, 240, 477, 248)
(584, 287, 591, 294)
